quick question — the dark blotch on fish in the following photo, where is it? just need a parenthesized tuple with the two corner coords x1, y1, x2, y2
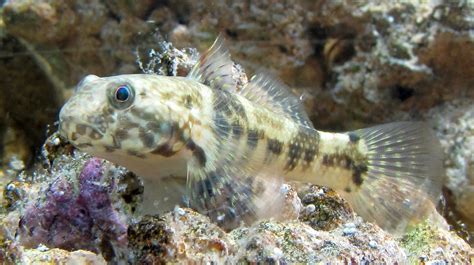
(352, 164, 368, 186)
(104, 145, 117, 153)
(214, 90, 247, 121)
(343, 156, 353, 169)
(130, 108, 156, 122)
(115, 129, 129, 141)
(322, 153, 354, 170)
(151, 144, 177, 157)
(247, 129, 260, 149)
(348, 132, 360, 143)
(184, 95, 193, 109)
(186, 140, 207, 166)
(76, 124, 87, 136)
(127, 150, 146, 159)
(76, 143, 93, 148)
(267, 138, 283, 155)
(286, 141, 302, 170)
(139, 128, 156, 149)
(146, 122, 160, 132)
(303, 147, 317, 165)
(197, 171, 221, 199)
(232, 121, 243, 139)
(322, 154, 332, 166)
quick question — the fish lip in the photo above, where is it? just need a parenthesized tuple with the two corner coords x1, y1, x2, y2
(58, 120, 104, 146)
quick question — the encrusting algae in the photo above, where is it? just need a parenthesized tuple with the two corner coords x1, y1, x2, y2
(58, 35, 444, 233)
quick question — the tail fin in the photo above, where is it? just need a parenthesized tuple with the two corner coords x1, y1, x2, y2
(341, 122, 444, 233)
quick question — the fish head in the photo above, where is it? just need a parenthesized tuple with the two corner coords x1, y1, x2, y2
(59, 74, 182, 158)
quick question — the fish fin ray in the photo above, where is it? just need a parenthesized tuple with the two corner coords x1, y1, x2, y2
(186, 163, 285, 230)
(240, 71, 314, 128)
(341, 122, 444, 233)
(187, 34, 236, 91)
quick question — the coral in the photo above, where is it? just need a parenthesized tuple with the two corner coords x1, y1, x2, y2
(134, 38, 199, 77)
(17, 156, 129, 255)
(78, 158, 128, 244)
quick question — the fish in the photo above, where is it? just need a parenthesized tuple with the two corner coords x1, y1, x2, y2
(58, 35, 444, 233)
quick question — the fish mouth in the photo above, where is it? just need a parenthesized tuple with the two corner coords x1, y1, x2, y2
(58, 120, 105, 149)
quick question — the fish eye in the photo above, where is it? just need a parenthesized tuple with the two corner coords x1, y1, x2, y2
(115, 85, 131, 102)
(108, 83, 135, 110)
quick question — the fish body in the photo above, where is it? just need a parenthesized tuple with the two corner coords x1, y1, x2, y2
(59, 37, 443, 232)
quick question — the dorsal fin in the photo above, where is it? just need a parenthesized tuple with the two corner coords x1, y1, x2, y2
(187, 34, 236, 91)
(240, 72, 314, 128)
(188, 35, 313, 128)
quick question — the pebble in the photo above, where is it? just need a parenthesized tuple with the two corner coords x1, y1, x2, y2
(433, 247, 444, 255)
(280, 184, 290, 194)
(368, 240, 378, 249)
(305, 204, 316, 214)
(343, 223, 357, 236)
(174, 206, 186, 216)
(273, 247, 283, 258)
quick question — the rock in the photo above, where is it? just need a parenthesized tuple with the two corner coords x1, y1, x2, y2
(128, 208, 234, 263)
(427, 99, 474, 242)
(229, 219, 406, 263)
(2, 123, 31, 177)
(0, 35, 62, 160)
(297, 184, 354, 231)
(17, 157, 129, 254)
(3, 1, 76, 44)
(18, 248, 106, 265)
(104, 0, 156, 19)
(10, 137, 134, 261)
(400, 222, 474, 264)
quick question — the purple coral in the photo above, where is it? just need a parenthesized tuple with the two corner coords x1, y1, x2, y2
(78, 158, 127, 244)
(18, 158, 127, 252)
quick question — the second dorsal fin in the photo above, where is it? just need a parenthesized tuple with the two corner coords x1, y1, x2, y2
(187, 35, 236, 91)
(240, 72, 314, 128)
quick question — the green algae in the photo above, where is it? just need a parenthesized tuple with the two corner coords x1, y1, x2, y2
(399, 222, 437, 261)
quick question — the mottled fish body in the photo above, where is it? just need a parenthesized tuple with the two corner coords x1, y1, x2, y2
(59, 36, 443, 232)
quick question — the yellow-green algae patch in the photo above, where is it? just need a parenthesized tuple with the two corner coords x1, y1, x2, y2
(400, 222, 437, 261)
(400, 221, 474, 263)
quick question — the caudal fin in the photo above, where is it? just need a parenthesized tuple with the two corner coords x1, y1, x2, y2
(342, 122, 444, 233)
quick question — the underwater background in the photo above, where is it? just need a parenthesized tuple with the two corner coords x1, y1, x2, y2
(0, 0, 473, 263)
